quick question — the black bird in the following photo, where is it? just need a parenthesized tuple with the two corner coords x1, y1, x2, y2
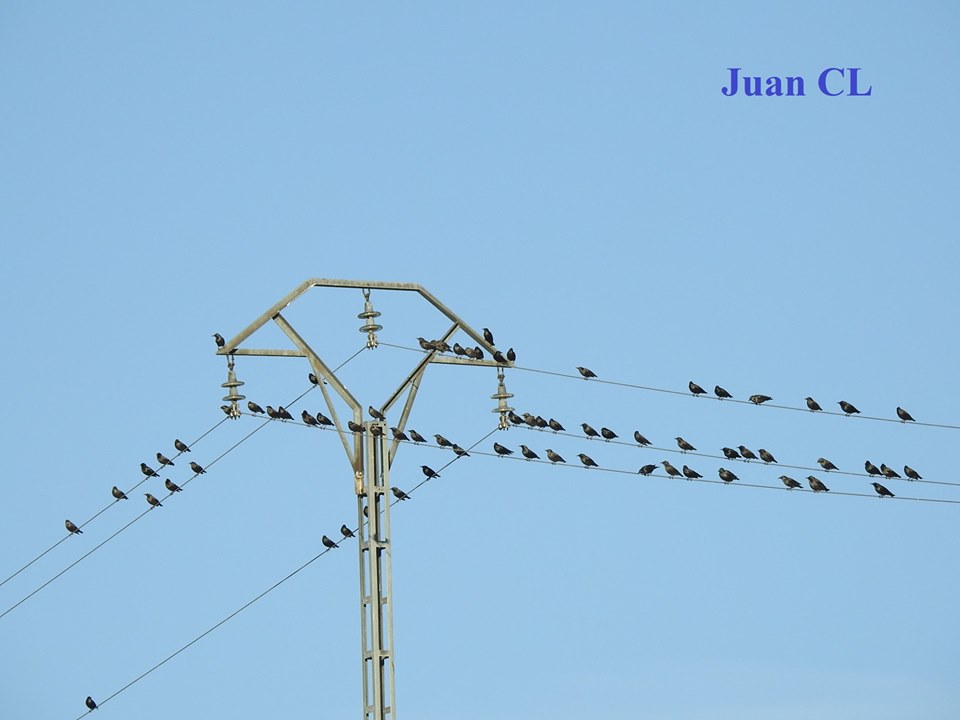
(433, 340, 451, 354)
(308, 372, 319, 385)
(390, 427, 409, 441)
(633, 431, 651, 446)
(174, 439, 191, 453)
(689, 381, 706, 396)
(807, 476, 830, 493)
(340, 524, 355, 538)
(546, 449, 565, 464)
(165, 479, 182, 493)
(838, 400, 860, 416)
(472, 346, 484, 360)
(392, 487, 411, 501)
(493, 442, 514, 457)
(302, 411, 319, 426)
(904, 465, 922, 481)
(880, 464, 901, 479)
(722, 447, 741, 460)
(675, 436, 696, 452)
(278, 406, 294, 421)
(738, 446, 757, 461)
(140, 462, 160, 478)
(347, 420, 364, 433)
(507, 348, 516, 362)
(248, 401, 265, 415)
(453, 342, 466, 356)
(452, 444, 470, 458)
(578, 453, 598, 468)
(714, 385, 732, 400)
(662, 461, 682, 478)
(548, 418, 565, 433)
(521, 413, 538, 428)
(421, 465, 440, 479)
(864, 461, 882, 477)
(758, 449, 778, 464)
(508, 411, 524, 425)
(493, 350, 507, 364)
(718, 468, 739, 483)
(86, 696, 98, 711)
(156, 452, 174, 467)
(817, 457, 838, 472)
(409, 430, 426, 443)
(434, 434, 453, 448)
(111, 486, 128, 500)
(266, 406, 280, 419)
(520, 445, 539, 460)
(576, 366, 597, 379)
(370, 425, 384, 437)
(896, 406, 915, 422)
(534, 416, 548, 429)
(322, 535, 339, 549)
(66, 519, 83, 535)
(369, 406, 386, 421)
(190, 461, 206, 475)
(145, 493, 163, 507)
(316, 412, 334, 427)
(417, 337, 435, 351)
(805, 397, 822, 412)
(600, 427, 618, 441)
(779, 475, 801, 490)
(581, 423, 599, 439)
(749, 394, 773, 405)
(638, 464, 657, 476)
(220, 404, 232, 416)
(682, 465, 702, 480)
(213, 333, 225, 348)
(872, 482, 895, 498)
(483, 328, 495, 345)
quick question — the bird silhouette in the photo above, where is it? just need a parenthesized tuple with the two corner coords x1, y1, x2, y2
(546, 449, 565, 464)
(722, 447, 741, 460)
(322, 535, 339, 549)
(85, 696, 98, 711)
(111, 486, 128, 500)
(472, 346, 484, 360)
(340, 524, 355, 538)
(369, 406, 386, 421)
(737, 446, 757, 461)
(534, 416, 548, 429)
(164, 479, 182, 493)
(392, 487, 411, 501)
(520, 445, 539, 460)
(581, 423, 599, 439)
(434, 434, 453, 448)
(266, 406, 280, 419)
(390, 427, 408, 441)
(805, 397, 822, 412)
(452, 342, 466, 356)
(779, 475, 801, 490)
(66, 519, 82, 535)
(507, 348, 516, 362)
(157, 452, 174, 467)
(347, 420, 364, 433)
(838, 400, 860, 415)
(807, 476, 830, 493)
(213, 333, 225, 348)
(718, 468, 739, 483)
(421, 465, 440, 479)
(578, 453, 598, 468)
(140, 463, 160, 478)
(300, 411, 318, 426)
(638, 464, 657, 476)
(189, 461, 206, 475)
(308, 372, 320, 385)
(896, 406, 915, 422)
(864, 461, 881, 476)
(689, 381, 706, 396)
(675, 436, 696, 452)
(145, 493, 163, 507)
(817, 457, 838, 472)
(749, 394, 773, 405)
(904, 465, 922, 481)
(483, 328, 495, 345)
(315, 412, 334, 427)
(508, 412, 524, 425)
(682, 465, 702, 480)
(493, 442, 514, 456)
(662, 461, 682, 478)
(633, 431, 651, 446)
(714, 385, 732, 399)
(174, 439, 191, 453)
(452, 444, 470, 458)
(548, 418, 565, 433)
(600, 427, 618, 441)
(278, 407, 294, 421)
(872, 482, 895, 498)
(248, 401, 265, 415)
(758, 449, 777, 464)
(880, 464, 901, 479)
(576, 366, 597, 379)
(408, 430, 426, 443)
(493, 350, 507, 364)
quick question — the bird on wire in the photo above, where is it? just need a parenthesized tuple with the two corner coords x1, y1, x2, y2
(308, 372, 319, 385)
(872, 482, 895, 498)
(408, 430, 426, 443)
(369, 406, 386, 421)
(805, 397, 822, 412)
(634, 431, 652, 446)
(391, 427, 409, 441)
(508, 412, 524, 426)
(896, 406, 915, 422)
(520, 445, 539, 460)
(111, 486, 128, 501)
(675, 436, 696, 453)
(322, 535, 339, 549)
(145, 493, 163, 507)
(534, 416, 548, 429)
(662, 461, 682, 478)
(85, 696, 98, 711)
(507, 348, 516, 362)
(392, 487, 411, 501)
(722, 447, 741, 460)
(817, 457, 838, 472)
(807, 476, 830, 493)
(581, 423, 599, 439)
(682, 465, 702, 480)
(190, 461, 206, 475)
(347, 420, 364, 433)
(266, 406, 280, 419)
(688, 381, 706, 396)
(838, 400, 860, 416)
(600, 427, 618, 441)
(248, 401, 265, 415)
(421, 465, 440, 479)
(638, 464, 657, 476)
(315, 412, 333, 427)
(549, 418, 565, 433)
(213, 333, 225, 348)
(904, 465, 922, 481)
(340, 524, 355, 538)
(453, 343, 466, 357)
(220, 405, 232, 416)
(157, 452, 174, 467)
(758, 449, 778, 464)
(864, 460, 882, 477)
(780, 475, 801, 490)
(174, 439, 191, 453)
(546, 449, 565, 464)
(576, 366, 597, 379)
(880, 464, 901, 479)
(738, 446, 757, 461)
(452, 444, 470, 458)
(714, 385, 732, 399)
(578, 453, 598, 468)
(434, 434, 453, 448)
(493, 350, 507, 364)
(278, 407, 293, 421)
(718, 468, 739, 484)
(140, 463, 160, 478)
(66, 519, 83, 535)
(749, 394, 773, 405)
(164, 479, 182, 493)
(493, 442, 514, 457)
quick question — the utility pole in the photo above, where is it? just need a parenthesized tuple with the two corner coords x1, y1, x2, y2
(215, 279, 515, 720)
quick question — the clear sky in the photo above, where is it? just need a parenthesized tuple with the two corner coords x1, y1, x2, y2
(1, 2, 958, 719)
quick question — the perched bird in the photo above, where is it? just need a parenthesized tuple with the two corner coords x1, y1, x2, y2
(779, 475, 802, 490)
(722, 447, 741, 460)
(738, 446, 757, 461)
(492, 350, 507, 364)
(85, 696, 98, 711)
(483, 327, 495, 345)
(633, 431, 651, 446)
(714, 385, 732, 400)
(452, 342, 466, 356)
(433, 340, 451, 354)
(688, 381, 706, 396)
(880, 464, 901, 479)
(675, 436, 696, 452)
(145, 493, 163, 507)
(758, 448, 778, 464)
(548, 418, 565, 433)
(111, 486, 128, 500)
(302, 411, 319, 426)
(164, 479, 182, 493)
(248, 401, 265, 415)
(805, 397, 822, 412)
(600, 427, 618, 441)
(521, 413, 538, 428)
(278, 406, 293, 421)
(520, 445, 539, 460)
(718, 468, 739, 483)
(66, 519, 83, 534)
(507, 348, 516, 362)
(322, 535, 339, 549)
(581, 422, 599, 439)
(682, 465, 702, 480)
(189, 461, 206, 475)
(340, 524, 355, 538)
(140, 462, 160, 478)
(576, 366, 597, 379)
(578, 453, 598, 468)
(904, 465, 922, 481)
(493, 442, 514, 457)
(369, 406, 386, 421)
(546, 449, 566, 464)
(451, 444, 470, 458)
(896, 406, 915, 423)
(220, 405, 232, 415)
(872, 482, 895, 498)
(392, 487, 411, 501)
(174, 439, 191, 453)
(749, 394, 773, 405)
(156, 452, 174, 467)
(817, 457, 838, 472)
(370, 425, 384, 437)
(417, 337, 435, 351)
(308, 372, 319, 385)
(838, 400, 860, 416)
(213, 333, 225, 348)
(347, 420, 364, 433)
(864, 461, 882, 477)
(638, 464, 657, 476)
(434, 434, 453, 448)
(390, 427, 409, 441)
(534, 416, 548, 429)
(408, 430, 426, 443)
(508, 411, 524, 425)
(266, 406, 280, 419)
(662, 461, 682, 478)
(421, 465, 440, 479)
(807, 476, 830, 493)
(315, 412, 334, 427)
(472, 346, 484, 360)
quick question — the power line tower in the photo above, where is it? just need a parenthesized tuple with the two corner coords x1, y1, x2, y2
(216, 278, 514, 720)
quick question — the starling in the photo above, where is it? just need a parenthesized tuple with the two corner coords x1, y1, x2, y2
(453, 342, 466, 356)
(546, 449, 565, 464)
(434, 434, 453, 448)
(688, 381, 706, 396)
(779, 475, 801, 490)
(111, 486, 128, 500)
(433, 340, 451, 354)
(140, 462, 160, 478)
(880, 464, 901, 479)
(322, 535, 339, 549)
(682, 465, 702, 480)
(896, 406, 915, 423)
(164, 479, 182, 493)
(714, 385, 732, 399)
(65, 519, 83, 534)
(392, 487, 411, 501)
(519, 445, 539, 460)
(220, 404, 232, 415)
(157, 452, 175, 467)
(266, 406, 280, 419)
(493, 350, 507, 364)
(145, 493, 163, 507)
(864, 460, 881, 477)
(722, 447, 741, 460)
(534, 416, 548, 429)
(508, 411, 524, 425)
(581, 423, 599, 439)
(662, 461, 682, 478)
(369, 406, 386, 421)
(340, 524, 355, 538)
(278, 406, 294, 421)
(86, 696, 98, 711)
(347, 420, 364, 433)
(308, 372, 319, 385)
(472, 346, 484, 360)
(390, 427, 409, 441)
(507, 348, 516, 362)
(189, 461, 206, 475)
(248, 401, 265, 415)
(370, 425, 384, 437)
(872, 482, 894, 498)
(904, 465, 922, 481)
(316, 412, 334, 427)
(817, 457, 838, 472)
(807, 476, 830, 493)
(805, 397, 822, 412)
(576, 366, 597, 379)
(421, 465, 440, 479)
(521, 413, 538, 428)
(409, 430, 426, 443)
(758, 448, 777, 464)
(718, 468, 738, 483)
(483, 328, 495, 345)
(749, 394, 773, 405)
(633, 431, 651, 446)
(600, 427, 618, 441)
(738, 446, 757, 461)
(452, 444, 470, 458)
(638, 464, 657, 476)
(578, 453, 598, 468)
(417, 337, 434, 351)
(493, 442, 514, 457)
(548, 418, 565, 433)
(302, 411, 319, 426)
(838, 400, 860, 416)
(675, 436, 696, 452)
(174, 439, 191, 453)
(213, 333, 225, 348)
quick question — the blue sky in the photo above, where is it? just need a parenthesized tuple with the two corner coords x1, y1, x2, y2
(1, 2, 958, 718)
